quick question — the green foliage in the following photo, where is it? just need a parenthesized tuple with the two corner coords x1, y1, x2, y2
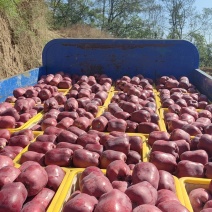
(0, 0, 20, 18)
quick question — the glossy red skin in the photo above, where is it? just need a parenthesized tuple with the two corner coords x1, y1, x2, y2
(12, 129, 34, 140)
(0, 165, 21, 186)
(57, 117, 74, 131)
(57, 130, 78, 144)
(9, 135, 30, 148)
(56, 142, 83, 152)
(76, 133, 100, 147)
(45, 148, 73, 167)
(85, 144, 103, 155)
(106, 160, 131, 182)
(0, 182, 27, 212)
(23, 187, 55, 211)
(172, 139, 190, 156)
(16, 164, 48, 196)
(151, 140, 179, 158)
(176, 160, 205, 178)
(126, 150, 141, 165)
(102, 112, 117, 121)
(94, 189, 132, 212)
(80, 173, 113, 199)
(73, 117, 90, 131)
(189, 188, 212, 212)
(112, 181, 128, 193)
(0, 129, 11, 140)
(158, 170, 176, 193)
(0, 155, 14, 169)
(0, 138, 8, 148)
(156, 189, 179, 206)
(130, 110, 151, 123)
(149, 151, 177, 174)
(2, 146, 23, 155)
(36, 134, 57, 144)
(13, 88, 26, 98)
(20, 151, 45, 166)
(73, 149, 99, 168)
(63, 193, 98, 212)
(64, 98, 78, 111)
(44, 126, 64, 136)
(21, 202, 45, 212)
(105, 136, 130, 155)
(133, 204, 162, 212)
(57, 111, 79, 122)
(92, 116, 108, 132)
(100, 150, 127, 169)
(45, 165, 65, 191)
(129, 136, 143, 153)
(126, 181, 158, 208)
(19, 161, 40, 171)
(205, 162, 212, 178)
(14, 99, 30, 113)
(79, 167, 104, 185)
(41, 118, 57, 131)
(28, 142, 56, 154)
(148, 131, 170, 147)
(132, 162, 159, 189)
(1, 107, 20, 121)
(203, 200, 212, 209)
(68, 126, 86, 137)
(0, 116, 16, 128)
(170, 129, 190, 143)
(107, 119, 127, 132)
(180, 149, 208, 165)
(137, 122, 159, 134)
(0, 149, 16, 159)
(198, 134, 212, 157)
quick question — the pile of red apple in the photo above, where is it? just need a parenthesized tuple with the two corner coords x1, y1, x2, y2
(91, 75, 160, 133)
(156, 76, 210, 109)
(188, 182, 212, 212)
(0, 129, 35, 160)
(0, 157, 66, 211)
(147, 130, 212, 179)
(18, 130, 143, 169)
(0, 101, 42, 129)
(62, 162, 188, 212)
(163, 105, 212, 135)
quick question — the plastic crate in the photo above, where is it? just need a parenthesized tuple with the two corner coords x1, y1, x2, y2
(52, 168, 184, 212)
(14, 163, 70, 212)
(14, 133, 147, 166)
(96, 106, 166, 134)
(179, 177, 212, 212)
(159, 108, 204, 133)
(13, 131, 43, 164)
(1, 111, 43, 132)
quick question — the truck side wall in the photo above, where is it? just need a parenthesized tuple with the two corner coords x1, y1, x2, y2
(0, 67, 45, 102)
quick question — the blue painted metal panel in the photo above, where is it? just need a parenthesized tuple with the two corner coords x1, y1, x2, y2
(42, 39, 199, 80)
(191, 69, 212, 101)
(0, 67, 46, 102)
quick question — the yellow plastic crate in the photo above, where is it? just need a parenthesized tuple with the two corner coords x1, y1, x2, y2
(14, 133, 147, 168)
(159, 108, 203, 132)
(13, 131, 43, 164)
(14, 163, 70, 212)
(1, 112, 43, 132)
(179, 177, 212, 212)
(52, 168, 184, 212)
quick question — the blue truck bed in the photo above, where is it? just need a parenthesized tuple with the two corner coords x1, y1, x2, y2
(0, 39, 211, 101)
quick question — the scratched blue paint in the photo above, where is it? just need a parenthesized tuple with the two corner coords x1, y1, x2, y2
(0, 67, 46, 102)
(42, 39, 199, 80)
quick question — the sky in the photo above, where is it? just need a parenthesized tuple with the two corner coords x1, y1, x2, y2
(194, 0, 212, 11)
